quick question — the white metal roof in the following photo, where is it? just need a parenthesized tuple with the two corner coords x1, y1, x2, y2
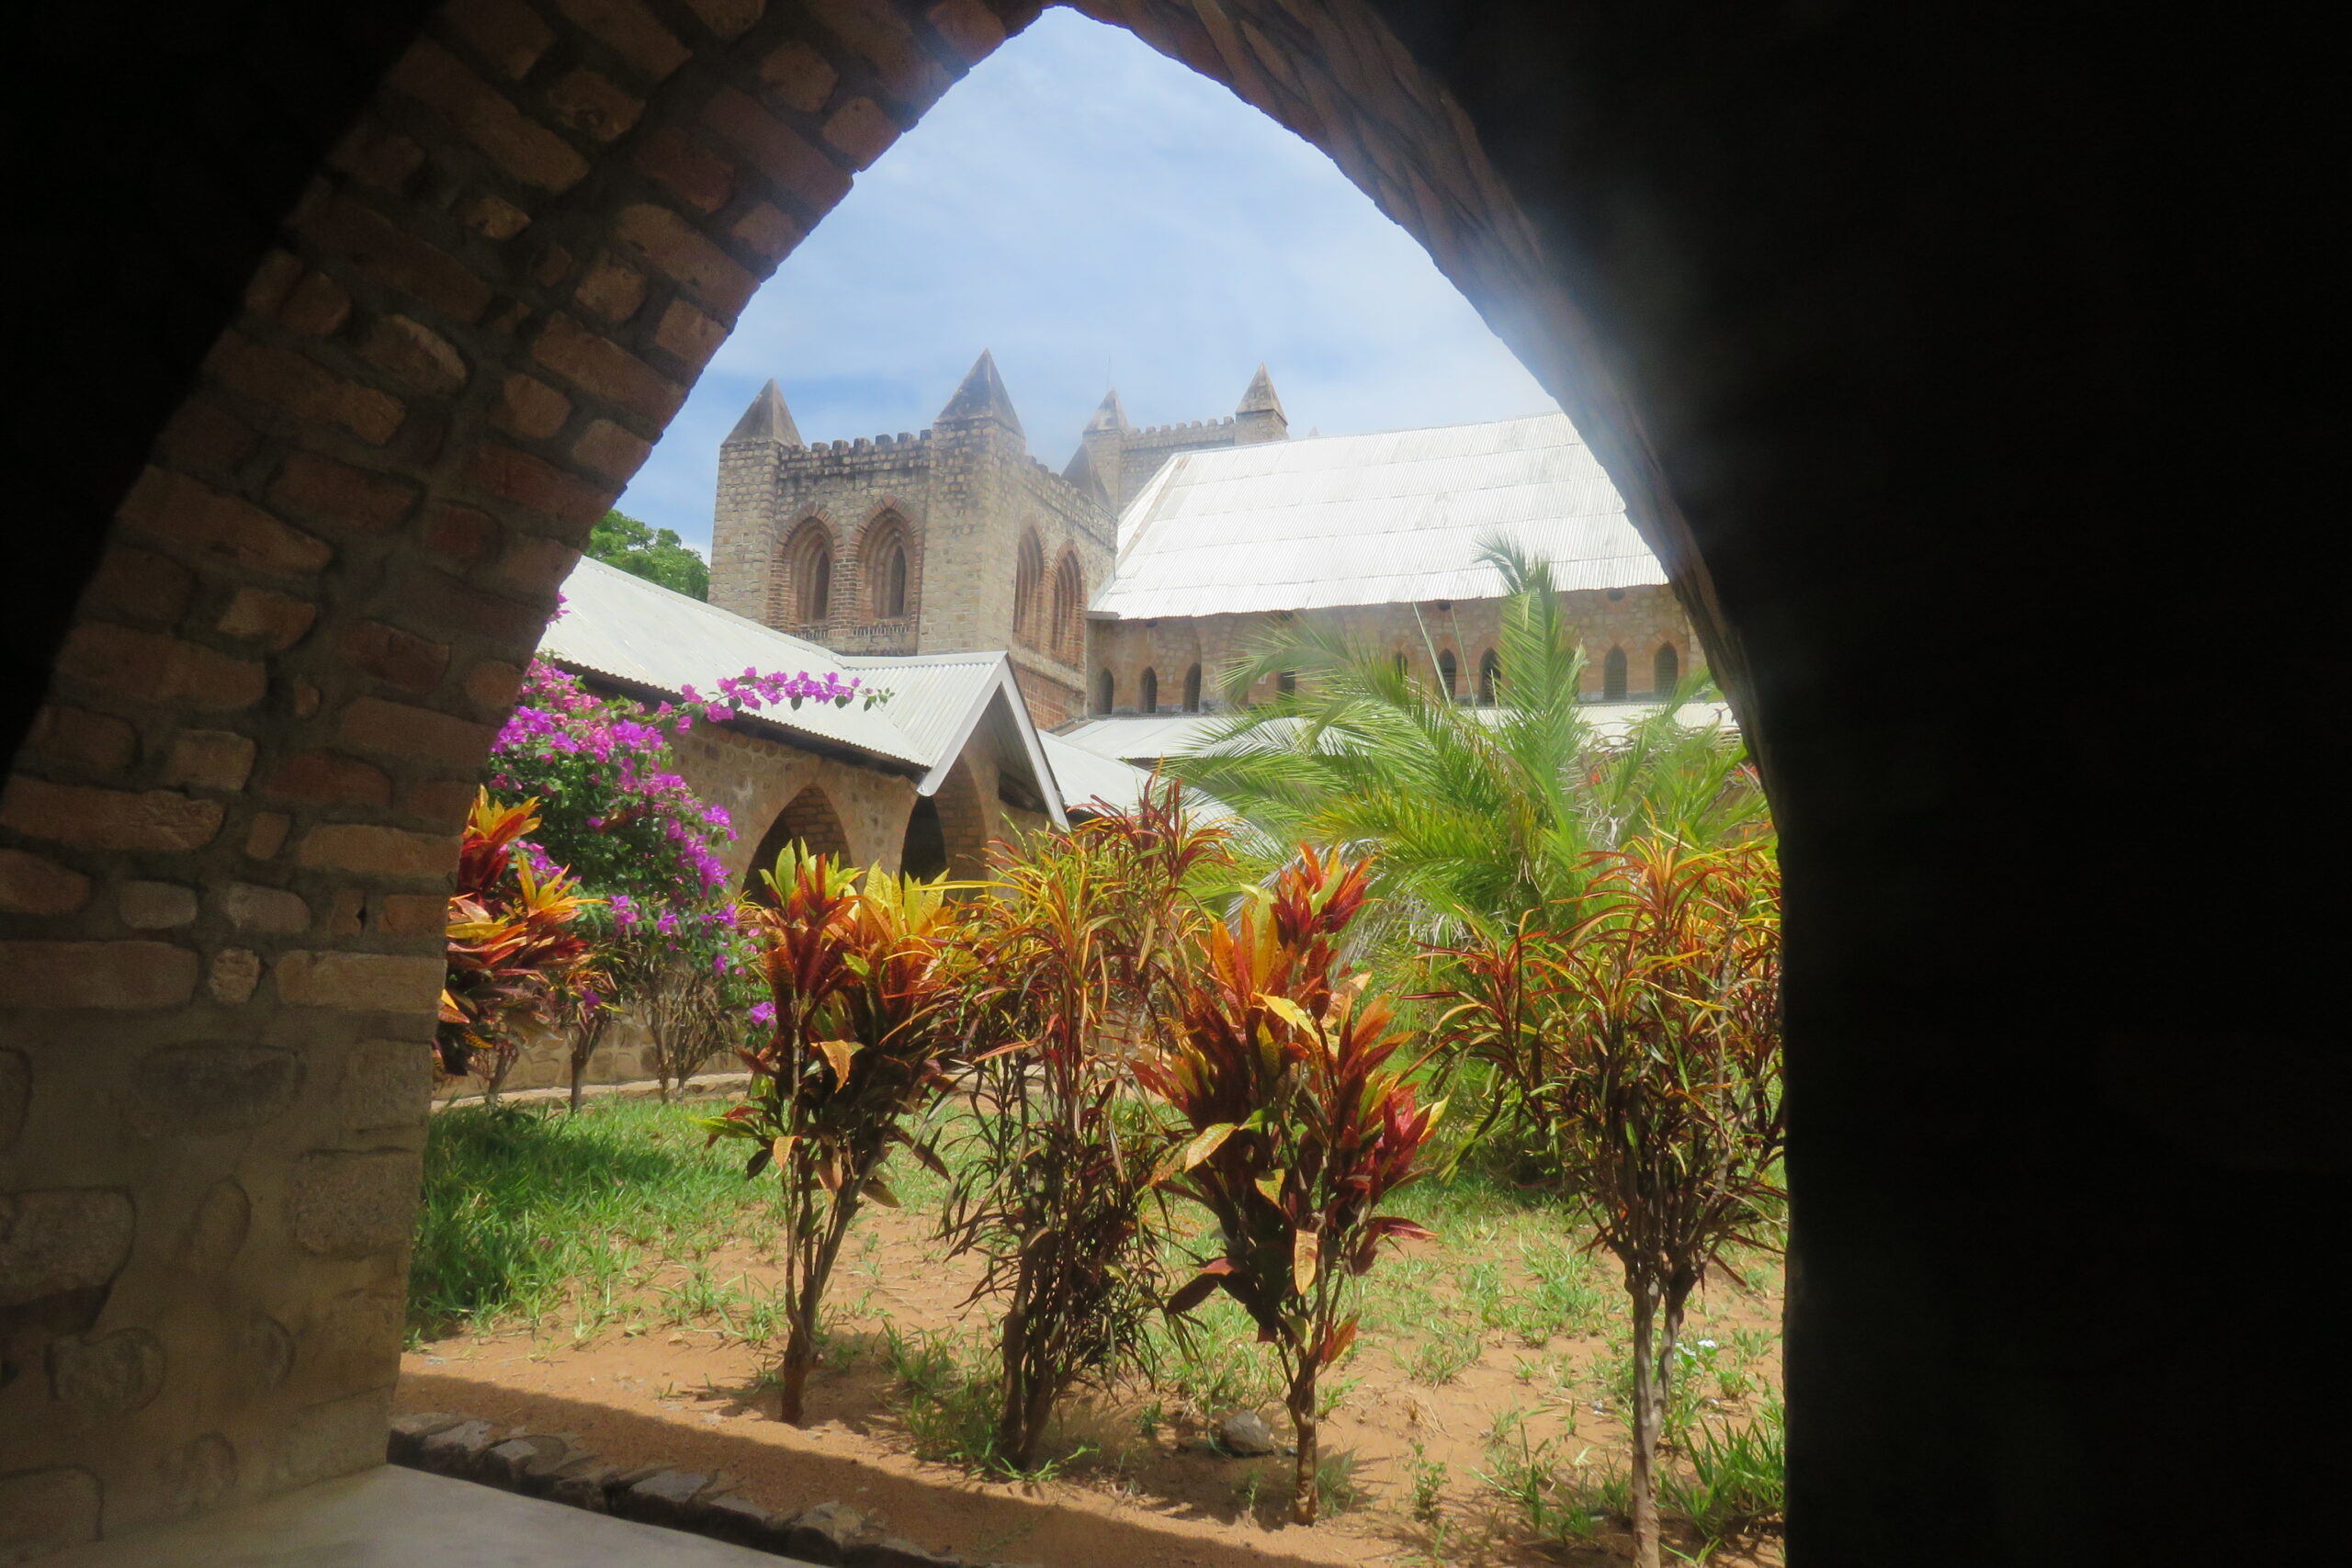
(543, 558, 1066, 823)
(1057, 701, 1737, 764)
(1091, 413, 1668, 620)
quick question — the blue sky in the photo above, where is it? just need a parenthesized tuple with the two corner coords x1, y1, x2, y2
(615, 7, 1555, 554)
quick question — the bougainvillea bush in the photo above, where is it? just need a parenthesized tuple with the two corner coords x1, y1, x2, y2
(485, 657, 883, 1101)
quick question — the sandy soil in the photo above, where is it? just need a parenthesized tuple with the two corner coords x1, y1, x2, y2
(400, 1190, 1782, 1566)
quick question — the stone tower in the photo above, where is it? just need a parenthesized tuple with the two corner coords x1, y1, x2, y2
(707, 353, 1115, 727)
(1066, 365, 1291, 513)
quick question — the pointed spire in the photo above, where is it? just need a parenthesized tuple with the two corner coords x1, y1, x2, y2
(725, 378, 801, 446)
(1061, 441, 1109, 505)
(1085, 387, 1129, 433)
(936, 350, 1023, 435)
(1236, 364, 1285, 421)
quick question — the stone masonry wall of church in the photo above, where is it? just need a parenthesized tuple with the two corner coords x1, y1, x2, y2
(1091, 582, 1702, 712)
(708, 405, 1112, 729)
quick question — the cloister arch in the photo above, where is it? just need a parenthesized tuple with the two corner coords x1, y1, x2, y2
(1138, 666, 1158, 713)
(1653, 641, 1679, 696)
(2, 0, 2335, 1561)
(1181, 662, 1202, 713)
(743, 784, 851, 897)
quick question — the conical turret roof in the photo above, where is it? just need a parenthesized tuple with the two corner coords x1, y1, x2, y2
(1236, 364, 1285, 421)
(1061, 441, 1110, 505)
(725, 378, 802, 446)
(1085, 387, 1129, 433)
(936, 350, 1023, 435)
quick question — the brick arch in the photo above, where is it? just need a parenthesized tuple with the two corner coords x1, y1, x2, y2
(4, 0, 2319, 1557)
(858, 506, 915, 621)
(743, 782, 851, 897)
(775, 513, 836, 628)
(1048, 546, 1084, 664)
(1011, 525, 1045, 646)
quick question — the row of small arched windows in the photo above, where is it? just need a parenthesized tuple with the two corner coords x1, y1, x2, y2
(773, 515, 911, 626)
(1094, 643, 1682, 716)
(1096, 663, 1205, 716)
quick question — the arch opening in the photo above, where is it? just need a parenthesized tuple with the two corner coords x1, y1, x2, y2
(1654, 642, 1679, 695)
(1182, 663, 1203, 712)
(1139, 666, 1159, 713)
(900, 795, 948, 879)
(1602, 646, 1629, 701)
(746, 784, 852, 899)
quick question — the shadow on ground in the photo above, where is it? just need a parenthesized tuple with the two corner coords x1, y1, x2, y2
(399, 1368, 1347, 1568)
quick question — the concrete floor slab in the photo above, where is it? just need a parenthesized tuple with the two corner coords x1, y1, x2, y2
(43, 1465, 817, 1568)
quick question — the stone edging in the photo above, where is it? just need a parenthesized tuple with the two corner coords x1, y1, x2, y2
(390, 1412, 1037, 1568)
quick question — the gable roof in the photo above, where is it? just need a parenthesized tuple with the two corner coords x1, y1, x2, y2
(543, 557, 1067, 824)
(1091, 412, 1667, 620)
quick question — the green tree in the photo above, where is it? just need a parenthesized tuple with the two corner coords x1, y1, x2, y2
(1168, 542, 1767, 946)
(589, 508, 709, 600)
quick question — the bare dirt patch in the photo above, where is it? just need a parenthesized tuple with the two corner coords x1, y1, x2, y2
(403, 1101, 1782, 1565)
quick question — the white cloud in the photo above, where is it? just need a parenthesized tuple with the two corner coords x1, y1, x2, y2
(616, 8, 1555, 552)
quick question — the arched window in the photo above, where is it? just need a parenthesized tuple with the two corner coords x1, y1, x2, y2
(1654, 642, 1679, 695)
(1013, 531, 1045, 641)
(1139, 668, 1158, 713)
(775, 520, 835, 628)
(1477, 649, 1500, 705)
(1051, 550, 1085, 663)
(1603, 646, 1629, 701)
(865, 515, 911, 621)
(1182, 663, 1202, 712)
(1437, 649, 1458, 700)
(1095, 669, 1115, 715)
(1276, 671, 1296, 697)
(802, 543, 831, 622)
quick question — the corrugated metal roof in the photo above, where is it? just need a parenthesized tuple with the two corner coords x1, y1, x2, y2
(1091, 413, 1666, 620)
(1038, 733, 1157, 815)
(544, 558, 1065, 822)
(1057, 701, 1738, 764)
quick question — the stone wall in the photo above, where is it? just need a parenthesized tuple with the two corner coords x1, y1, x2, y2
(1089, 582, 1701, 713)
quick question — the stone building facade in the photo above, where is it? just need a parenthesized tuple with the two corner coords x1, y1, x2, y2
(1091, 582, 1697, 716)
(713, 354, 1115, 727)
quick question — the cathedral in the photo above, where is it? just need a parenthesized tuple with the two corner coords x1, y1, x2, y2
(709, 353, 1702, 737)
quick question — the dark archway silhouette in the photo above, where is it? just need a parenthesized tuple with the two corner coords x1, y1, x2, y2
(1601, 646, 1629, 701)
(745, 784, 851, 898)
(1437, 648, 1458, 699)
(1094, 668, 1114, 715)
(1654, 642, 1679, 695)
(6, 1, 2336, 1559)
(1138, 666, 1158, 713)
(899, 795, 947, 879)
(1477, 649, 1500, 705)
(1182, 663, 1203, 713)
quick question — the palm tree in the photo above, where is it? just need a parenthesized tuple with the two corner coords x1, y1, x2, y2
(1167, 542, 1767, 945)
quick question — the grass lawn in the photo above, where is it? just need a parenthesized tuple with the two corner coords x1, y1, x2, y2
(407, 1097, 1784, 1565)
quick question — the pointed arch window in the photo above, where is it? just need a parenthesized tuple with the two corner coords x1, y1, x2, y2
(775, 520, 835, 628)
(1654, 642, 1679, 695)
(1014, 531, 1045, 642)
(1051, 551, 1085, 663)
(1603, 646, 1629, 701)
(1437, 649, 1458, 700)
(1095, 669, 1115, 716)
(1276, 671, 1297, 698)
(1140, 668, 1159, 714)
(865, 515, 911, 621)
(1182, 663, 1202, 713)
(1477, 649, 1500, 705)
